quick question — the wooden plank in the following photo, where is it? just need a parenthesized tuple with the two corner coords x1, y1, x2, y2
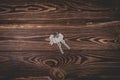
(0, 0, 119, 22)
(0, 22, 119, 51)
(0, 51, 120, 80)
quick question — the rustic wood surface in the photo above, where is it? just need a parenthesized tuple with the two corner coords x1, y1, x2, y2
(0, 0, 120, 80)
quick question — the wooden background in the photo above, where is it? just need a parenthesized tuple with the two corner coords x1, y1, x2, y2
(0, 0, 120, 80)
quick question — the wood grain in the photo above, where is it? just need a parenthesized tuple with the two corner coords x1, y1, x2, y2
(0, 51, 120, 80)
(0, 23, 119, 51)
(0, 0, 120, 80)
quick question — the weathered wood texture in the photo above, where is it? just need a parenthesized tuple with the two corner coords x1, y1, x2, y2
(0, 0, 120, 80)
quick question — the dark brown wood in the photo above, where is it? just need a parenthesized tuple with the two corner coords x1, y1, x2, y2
(0, 0, 120, 80)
